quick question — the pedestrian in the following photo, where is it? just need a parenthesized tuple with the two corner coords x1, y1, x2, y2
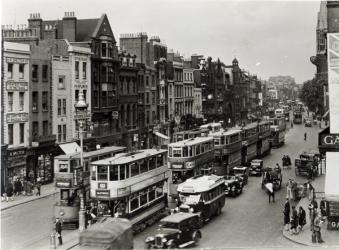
(55, 217, 63, 245)
(22, 178, 27, 195)
(304, 132, 307, 141)
(306, 180, 314, 201)
(275, 163, 281, 173)
(290, 206, 299, 234)
(286, 179, 294, 200)
(308, 200, 318, 230)
(14, 179, 20, 196)
(5, 182, 14, 202)
(313, 212, 325, 243)
(298, 206, 306, 232)
(287, 155, 292, 167)
(283, 199, 290, 231)
(266, 182, 275, 203)
(85, 209, 90, 228)
(36, 181, 41, 196)
(320, 197, 328, 219)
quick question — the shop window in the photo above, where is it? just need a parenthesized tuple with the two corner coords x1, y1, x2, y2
(19, 64, 24, 79)
(59, 164, 68, 172)
(109, 165, 119, 181)
(97, 165, 108, 180)
(75, 61, 79, 79)
(7, 63, 13, 79)
(130, 162, 139, 177)
(8, 124, 13, 145)
(130, 197, 139, 211)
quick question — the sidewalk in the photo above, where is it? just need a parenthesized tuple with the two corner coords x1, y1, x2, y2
(0, 182, 58, 211)
(283, 175, 339, 247)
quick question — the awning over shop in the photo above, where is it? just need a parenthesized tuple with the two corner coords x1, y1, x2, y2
(153, 131, 169, 140)
(59, 142, 81, 155)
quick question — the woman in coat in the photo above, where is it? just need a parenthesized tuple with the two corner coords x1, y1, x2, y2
(298, 206, 306, 231)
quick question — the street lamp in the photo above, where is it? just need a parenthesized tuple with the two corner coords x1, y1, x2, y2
(74, 91, 89, 232)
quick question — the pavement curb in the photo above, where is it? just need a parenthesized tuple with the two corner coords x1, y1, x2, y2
(282, 229, 316, 247)
(0, 191, 58, 211)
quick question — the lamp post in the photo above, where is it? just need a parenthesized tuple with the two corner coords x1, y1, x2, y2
(74, 92, 89, 232)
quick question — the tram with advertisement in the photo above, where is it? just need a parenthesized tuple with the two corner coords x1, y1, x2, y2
(177, 175, 226, 226)
(270, 125, 285, 147)
(90, 149, 168, 234)
(209, 129, 242, 175)
(173, 128, 208, 143)
(167, 137, 215, 200)
(240, 123, 259, 166)
(54, 145, 126, 229)
(257, 121, 271, 158)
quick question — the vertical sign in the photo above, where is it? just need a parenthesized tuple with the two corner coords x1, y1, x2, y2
(326, 33, 339, 202)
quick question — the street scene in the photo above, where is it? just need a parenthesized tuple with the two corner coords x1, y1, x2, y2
(1, 0, 339, 249)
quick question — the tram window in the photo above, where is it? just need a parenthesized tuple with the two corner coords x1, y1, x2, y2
(214, 138, 220, 145)
(156, 186, 163, 198)
(91, 165, 96, 180)
(150, 157, 156, 170)
(182, 146, 188, 157)
(97, 165, 108, 180)
(196, 145, 200, 155)
(130, 162, 139, 177)
(202, 143, 206, 153)
(156, 154, 163, 167)
(221, 136, 225, 145)
(70, 159, 79, 172)
(84, 162, 89, 172)
(130, 197, 139, 211)
(188, 146, 193, 157)
(184, 134, 189, 140)
(60, 189, 69, 200)
(140, 159, 149, 172)
(149, 189, 156, 201)
(109, 165, 119, 181)
(169, 147, 172, 157)
(59, 164, 68, 172)
(140, 192, 147, 206)
(173, 149, 181, 157)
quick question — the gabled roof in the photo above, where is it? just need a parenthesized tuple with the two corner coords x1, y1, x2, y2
(76, 18, 100, 41)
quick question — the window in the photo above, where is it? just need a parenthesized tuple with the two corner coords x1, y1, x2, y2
(97, 165, 108, 180)
(75, 90, 79, 103)
(58, 99, 61, 116)
(101, 66, 107, 82)
(130, 197, 139, 211)
(58, 125, 62, 142)
(93, 91, 98, 107)
(149, 157, 156, 171)
(7, 63, 13, 79)
(152, 75, 155, 86)
(82, 62, 87, 79)
(42, 65, 48, 81)
(91, 166, 97, 180)
(33, 121, 39, 139)
(19, 64, 24, 79)
(146, 92, 149, 104)
(146, 76, 149, 86)
(101, 43, 107, 57)
(152, 110, 156, 124)
(58, 76, 65, 89)
(42, 92, 48, 111)
(102, 91, 107, 107)
(8, 92, 13, 112)
(152, 91, 155, 104)
(75, 61, 79, 79)
(140, 159, 148, 173)
(149, 189, 156, 201)
(146, 111, 150, 125)
(32, 92, 38, 112)
(8, 124, 13, 145)
(63, 124, 66, 141)
(19, 92, 24, 111)
(109, 165, 119, 181)
(19, 123, 24, 143)
(63, 99, 66, 115)
(119, 164, 126, 180)
(43, 121, 48, 136)
(140, 192, 147, 206)
(32, 65, 38, 80)
(130, 162, 139, 177)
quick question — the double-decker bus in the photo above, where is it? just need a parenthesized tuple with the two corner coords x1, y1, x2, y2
(177, 175, 225, 226)
(90, 149, 168, 233)
(241, 123, 259, 165)
(54, 145, 126, 228)
(200, 122, 223, 133)
(270, 125, 285, 147)
(293, 111, 302, 124)
(173, 128, 208, 142)
(257, 121, 271, 157)
(168, 137, 215, 199)
(209, 129, 242, 175)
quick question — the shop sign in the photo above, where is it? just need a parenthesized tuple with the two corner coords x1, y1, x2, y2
(6, 57, 29, 64)
(328, 217, 339, 230)
(8, 148, 26, 158)
(56, 179, 71, 188)
(320, 134, 339, 148)
(96, 190, 110, 198)
(112, 111, 119, 119)
(6, 81, 28, 91)
(6, 113, 29, 123)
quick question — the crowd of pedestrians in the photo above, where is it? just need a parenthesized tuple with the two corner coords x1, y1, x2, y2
(1, 177, 43, 202)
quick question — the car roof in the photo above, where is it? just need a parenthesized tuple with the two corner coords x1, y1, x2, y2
(251, 159, 263, 163)
(160, 213, 198, 223)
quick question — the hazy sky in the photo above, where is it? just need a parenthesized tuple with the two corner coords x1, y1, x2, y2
(2, 0, 321, 83)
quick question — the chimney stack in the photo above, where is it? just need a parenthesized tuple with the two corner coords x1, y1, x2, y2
(62, 11, 77, 42)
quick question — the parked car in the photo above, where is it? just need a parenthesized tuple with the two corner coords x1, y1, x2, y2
(145, 213, 202, 249)
(305, 119, 312, 127)
(224, 175, 243, 197)
(249, 159, 264, 176)
(232, 166, 249, 185)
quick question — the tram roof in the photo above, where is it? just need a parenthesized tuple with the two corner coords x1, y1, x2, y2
(90, 148, 167, 165)
(242, 123, 258, 130)
(209, 129, 241, 137)
(169, 136, 214, 147)
(177, 174, 224, 193)
(161, 212, 198, 223)
(55, 146, 126, 160)
(173, 128, 208, 134)
(200, 122, 222, 129)
(258, 121, 270, 126)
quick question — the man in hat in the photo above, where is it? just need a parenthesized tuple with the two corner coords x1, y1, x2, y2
(55, 217, 63, 245)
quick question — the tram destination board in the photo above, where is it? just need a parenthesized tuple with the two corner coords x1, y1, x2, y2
(96, 190, 110, 199)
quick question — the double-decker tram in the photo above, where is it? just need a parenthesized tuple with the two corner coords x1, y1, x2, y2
(200, 122, 223, 133)
(167, 137, 215, 200)
(90, 149, 168, 233)
(173, 128, 208, 142)
(209, 129, 242, 175)
(240, 123, 259, 166)
(54, 145, 126, 228)
(270, 125, 285, 147)
(177, 175, 226, 226)
(293, 111, 302, 124)
(257, 121, 271, 157)
(269, 116, 286, 132)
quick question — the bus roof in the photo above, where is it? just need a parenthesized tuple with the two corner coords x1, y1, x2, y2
(209, 129, 241, 137)
(177, 175, 224, 193)
(169, 137, 214, 147)
(91, 149, 167, 165)
(55, 146, 126, 160)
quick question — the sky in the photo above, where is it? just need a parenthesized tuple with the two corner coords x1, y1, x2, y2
(1, 0, 321, 84)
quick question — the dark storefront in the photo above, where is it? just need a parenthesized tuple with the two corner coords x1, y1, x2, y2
(1, 144, 8, 195)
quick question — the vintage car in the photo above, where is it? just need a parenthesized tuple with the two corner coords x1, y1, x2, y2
(232, 166, 249, 185)
(145, 213, 202, 249)
(305, 119, 312, 127)
(224, 175, 243, 197)
(249, 159, 264, 176)
(261, 167, 282, 191)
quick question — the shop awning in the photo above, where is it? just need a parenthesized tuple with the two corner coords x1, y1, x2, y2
(59, 142, 81, 155)
(323, 110, 329, 119)
(153, 131, 169, 140)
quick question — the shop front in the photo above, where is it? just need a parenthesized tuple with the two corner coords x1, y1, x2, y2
(1, 144, 8, 195)
(7, 147, 27, 183)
